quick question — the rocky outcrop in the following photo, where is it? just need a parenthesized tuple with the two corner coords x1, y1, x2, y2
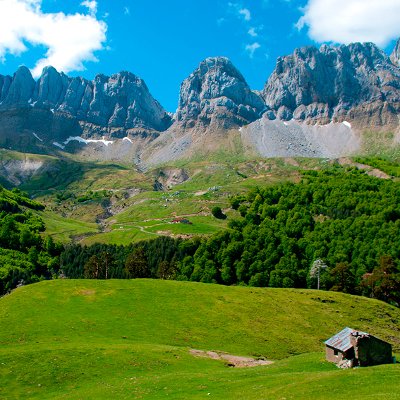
(59, 71, 171, 132)
(0, 67, 172, 135)
(1, 39, 400, 161)
(153, 167, 189, 191)
(0, 66, 35, 107)
(391, 38, 400, 67)
(176, 57, 265, 129)
(263, 42, 400, 125)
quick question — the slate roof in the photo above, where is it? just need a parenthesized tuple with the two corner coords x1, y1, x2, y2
(324, 327, 369, 352)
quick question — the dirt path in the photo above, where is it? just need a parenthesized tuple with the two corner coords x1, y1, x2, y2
(190, 349, 273, 368)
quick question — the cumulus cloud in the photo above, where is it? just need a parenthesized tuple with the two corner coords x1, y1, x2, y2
(297, 0, 400, 47)
(81, 0, 98, 16)
(0, 0, 107, 77)
(239, 8, 251, 21)
(228, 3, 251, 21)
(248, 27, 258, 37)
(245, 42, 260, 58)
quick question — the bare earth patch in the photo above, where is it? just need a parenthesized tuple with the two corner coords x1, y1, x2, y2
(338, 158, 390, 179)
(78, 290, 96, 296)
(190, 349, 273, 368)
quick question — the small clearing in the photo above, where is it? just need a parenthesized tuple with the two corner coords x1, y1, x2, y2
(190, 349, 273, 368)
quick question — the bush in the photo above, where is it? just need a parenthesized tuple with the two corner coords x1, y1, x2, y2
(211, 206, 226, 220)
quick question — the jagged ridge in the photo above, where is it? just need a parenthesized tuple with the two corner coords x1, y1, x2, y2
(176, 57, 265, 129)
(263, 41, 400, 126)
(0, 66, 172, 133)
(0, 38, 399, 161)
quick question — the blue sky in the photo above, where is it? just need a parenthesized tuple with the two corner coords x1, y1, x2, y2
(0, 0, 399, 112)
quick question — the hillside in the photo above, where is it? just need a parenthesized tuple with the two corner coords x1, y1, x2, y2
(0, 279, 399, 399)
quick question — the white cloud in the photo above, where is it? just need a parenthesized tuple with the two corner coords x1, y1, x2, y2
(81, 0, 98, 16)
(248, 27, 257, 37)
(0, 0, 107, 77)
(239, 8, 251, 21)
(297, 0, 400, 47)
(228, 3, 251, 21)
(245, 42, 260, 58)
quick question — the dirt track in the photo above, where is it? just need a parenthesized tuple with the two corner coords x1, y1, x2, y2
(190, 349, 273, 368)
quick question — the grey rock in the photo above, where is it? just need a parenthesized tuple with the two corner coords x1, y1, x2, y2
(34, 66, 69, 108)
(176, 57, 265, 129)
(61, 71, 172, 131)
(0, 66, 172, 134)
(263, 42, 400, 123)
(0, 75, 12, 102)
(59, 76, 92, 118)
(390, 38, 400, 67)
(0, 66, 35, 108)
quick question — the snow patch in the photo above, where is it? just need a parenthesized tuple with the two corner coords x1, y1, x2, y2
(343, 121, 352, 128)
(123, 137, 133, 144)
(64, 136, 114, 146)
(53, 142, 65, 149)
(32, 132, 43, 142)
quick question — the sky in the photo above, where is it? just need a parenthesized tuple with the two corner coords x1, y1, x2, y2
(0, 0, 399, 112)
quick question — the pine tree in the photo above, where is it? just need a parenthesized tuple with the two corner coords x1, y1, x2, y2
(125, 248, 148, 278)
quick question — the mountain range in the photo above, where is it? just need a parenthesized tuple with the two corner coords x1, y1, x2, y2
(0, 38, 399, 165)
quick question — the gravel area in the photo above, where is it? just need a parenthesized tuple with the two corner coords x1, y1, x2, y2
(241, 116, 361, 158)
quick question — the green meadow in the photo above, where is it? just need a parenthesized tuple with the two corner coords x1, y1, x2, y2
(0, 279, 399, 399)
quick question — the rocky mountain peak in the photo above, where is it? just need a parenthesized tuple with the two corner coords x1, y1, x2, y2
(263, 42, 400, 124)
(0, 65, 172, 134)
(0, 66, 35, 107)
(85, 70, 171, 131)
(34, 66, 69, 107)
(391, 38, 400, 67)
(176, 56, 265, 129)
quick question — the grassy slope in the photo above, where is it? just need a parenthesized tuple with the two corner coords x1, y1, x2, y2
(38, 211, 98, 242)
(80, 159, 306, 245)
(0, 149, 334, 245)
(0, 280, 399, 399)
(17, 155, 304, 244)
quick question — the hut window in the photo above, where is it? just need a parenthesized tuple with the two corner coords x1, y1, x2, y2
(334, 349, 339, 356)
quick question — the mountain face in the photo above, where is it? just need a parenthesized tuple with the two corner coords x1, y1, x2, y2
(0, 39, 400, 162)
(0, 66, 172, 136)
(391, 38, 400, 67)
(263, 42, 400, 125)
(176, 57, 265, 129)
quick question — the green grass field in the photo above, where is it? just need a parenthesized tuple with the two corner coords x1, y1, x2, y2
(38, 211, 99, 242)
(0, 280, 399, 399)
(28, 157, 308, 244)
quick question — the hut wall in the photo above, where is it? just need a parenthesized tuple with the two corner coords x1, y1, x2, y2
(325, 346, 344, 364)
(355, 337, 393, 366)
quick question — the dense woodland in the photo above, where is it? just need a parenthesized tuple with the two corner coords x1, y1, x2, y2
(60, 169, 400, 306)
(0, 186, 62, 294)
(1, 169, 399, 305)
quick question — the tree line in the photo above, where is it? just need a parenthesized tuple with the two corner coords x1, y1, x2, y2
(59, 168, 400, 306)
(0, 186, 63, 295)
(60, 236, 201, 280)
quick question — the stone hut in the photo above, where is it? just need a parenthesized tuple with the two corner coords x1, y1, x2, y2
(325, 327, 393, 368)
